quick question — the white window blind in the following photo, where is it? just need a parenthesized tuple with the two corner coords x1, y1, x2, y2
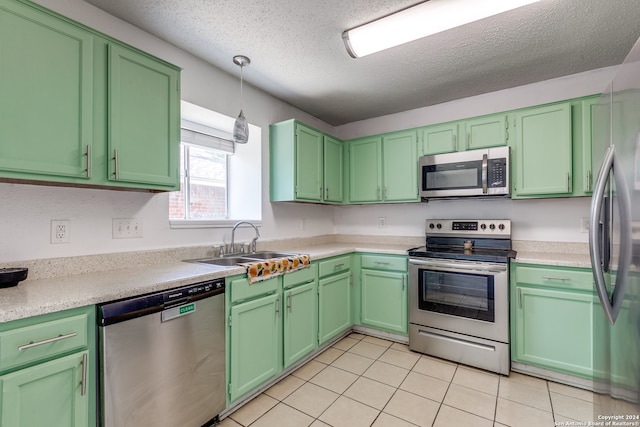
(180, 119, 234, 153)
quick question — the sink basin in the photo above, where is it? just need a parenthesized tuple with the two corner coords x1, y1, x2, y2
(191, 256, 253, 267)
(244, 251, 298, 260)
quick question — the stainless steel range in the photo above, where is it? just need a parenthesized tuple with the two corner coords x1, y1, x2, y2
(408, 219, 515, 375)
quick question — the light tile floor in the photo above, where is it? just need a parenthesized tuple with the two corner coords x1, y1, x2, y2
(219, 333, 602, 427)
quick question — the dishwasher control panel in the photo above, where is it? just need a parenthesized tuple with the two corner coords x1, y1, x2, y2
(164, 279, 225, 303)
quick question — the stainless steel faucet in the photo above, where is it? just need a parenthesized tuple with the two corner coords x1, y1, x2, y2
(230, 221, 260, 254)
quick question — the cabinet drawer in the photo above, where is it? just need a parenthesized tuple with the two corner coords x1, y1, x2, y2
(361, 255, 407, 272)
(318, 255, 351, 278)
(513, 265, 593, 291)
(283, 263, 317, 289)
(0, 313, 89, 372)
(230, 276, 280, 304)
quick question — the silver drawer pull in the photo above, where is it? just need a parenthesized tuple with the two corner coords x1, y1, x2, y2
(18, 332, 78, 351)
(541, 276, 572, 282)
(334, 263, 345, 269)
(374, 261, 391, 265)
(80, 353, 88, 396)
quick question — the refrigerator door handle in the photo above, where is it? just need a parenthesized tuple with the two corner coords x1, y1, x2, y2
(589, 146, 632, 325)
(589, 146, 616, 324)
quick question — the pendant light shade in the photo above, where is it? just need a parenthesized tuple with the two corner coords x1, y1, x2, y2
(232, 55, 250, 144)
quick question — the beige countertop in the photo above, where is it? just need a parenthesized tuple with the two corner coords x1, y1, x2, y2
(513, 252, 592, 268)
(0, 242, 413, 324)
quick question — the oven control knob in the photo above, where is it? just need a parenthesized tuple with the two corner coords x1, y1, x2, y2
(480, 223, 487, 230)
(436, 223, 442, 229)
(499, 223, 505, 230)
(429, 223, 435, 229)
(489, 223, 496, 230)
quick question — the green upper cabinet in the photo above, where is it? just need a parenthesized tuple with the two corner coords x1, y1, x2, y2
(419, 122, 459, 155)
(348, 136, 382, 202)
(348, 130, 418, 203)
(270, 120, 344, 203)
(464, 114, 510, 150)
(0, 0, 93, 180)
(107, 44, 180, 189)
(323, 135, 344, 202)
(0, 0, 181, 191)
(382, 130, 419, 202)
(511, 102, 573, 198)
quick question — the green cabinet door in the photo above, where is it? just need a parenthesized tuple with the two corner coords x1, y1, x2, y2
(382, 130, 418, 202)
(361, 269, 407, 334)
(294, 124, 323, 201)
(464, 114, 509, 150)
(283, 281, 318, 369)
(0, 0, 93, 181)
(107, 44, 179, 189)
(349, 137, 382, 202)
(1, 350, 89, 427)
(318, 271, 352, 345)
(229, 292, 281, 402)
(512, 286, 593, 377)
(419, 122, 459, 155)
(512, 103, 572, 197)
(323, 135, 344, 203)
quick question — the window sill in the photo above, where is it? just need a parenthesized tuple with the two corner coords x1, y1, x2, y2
(169, 219, 263, 229)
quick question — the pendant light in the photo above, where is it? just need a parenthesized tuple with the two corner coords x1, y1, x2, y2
(232, 55, 250, 144)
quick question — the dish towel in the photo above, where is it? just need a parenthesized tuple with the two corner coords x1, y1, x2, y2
(241, 254, 311, 284)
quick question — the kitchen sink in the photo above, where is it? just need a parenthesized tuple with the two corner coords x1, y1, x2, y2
(244, 251, 298, 260)
(186, 252, 300, 267)
(191, 256, 253, 267)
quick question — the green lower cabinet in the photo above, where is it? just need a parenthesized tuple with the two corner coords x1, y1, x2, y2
(283, 281, 318, 369)
(361, 269, 407, 334)
(229, 292, 282, 402)
(511, 263, 596, 378)
(512, 286, 594, 377)
(318, 271, 352, 345)
(1, 351, 89, 427)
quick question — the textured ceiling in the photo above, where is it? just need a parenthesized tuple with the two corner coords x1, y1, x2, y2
(84, 0, 640, 126)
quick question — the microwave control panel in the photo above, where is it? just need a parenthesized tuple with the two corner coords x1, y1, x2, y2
(488, 158, 507, 188)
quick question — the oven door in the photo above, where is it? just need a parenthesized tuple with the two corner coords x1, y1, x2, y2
(409, 257, 509, 343)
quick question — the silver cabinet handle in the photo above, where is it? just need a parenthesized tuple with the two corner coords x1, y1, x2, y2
(275, 296, 280, 316)
(326, 187, 329, 199)
(374, 261, 391, 266)
(402, 275, 405, 292)
(586, 170, 592, 192)
(334, 263, 345, 270)
(517, 288, 522, 309)
(541, 276, 571, 282)
(18, 332, 78, 351)
(113, 149, 120, 180)
(384, 187, 387, 200)
(377, 186, 381, 200)
(287, 292, 292, 313)
(481, 153, 488, 194)
(566, 172, 570, 193)
(80, 353, 88, 396)
(85, 145, 91, 178)
(452, 134, 457, 151)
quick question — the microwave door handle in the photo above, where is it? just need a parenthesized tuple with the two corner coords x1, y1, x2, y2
(482, 154, 488, 194)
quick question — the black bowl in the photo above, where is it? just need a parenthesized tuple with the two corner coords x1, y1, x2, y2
(0, 268, 28, 288)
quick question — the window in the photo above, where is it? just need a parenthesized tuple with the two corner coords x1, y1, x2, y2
(169, 143, 229, 220)
(169, 101, 262, 227)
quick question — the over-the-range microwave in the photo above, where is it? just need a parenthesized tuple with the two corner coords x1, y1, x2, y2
(419, 146, 510, 199)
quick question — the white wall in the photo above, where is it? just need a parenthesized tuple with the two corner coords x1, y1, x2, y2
(333, 66, 620, 243)
(0, 0, 619, 263)
(0, 0, 336, 263)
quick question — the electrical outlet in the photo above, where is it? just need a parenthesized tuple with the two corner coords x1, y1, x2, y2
(50, 220, 70, 244)
(113, 218, 143, 239)
(580, 217, 590, 233)
(378, 217, 386, 228)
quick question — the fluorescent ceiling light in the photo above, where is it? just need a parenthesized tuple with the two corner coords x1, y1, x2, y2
(342, 0, 542, 58)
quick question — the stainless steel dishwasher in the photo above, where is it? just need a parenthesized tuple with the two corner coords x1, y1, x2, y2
(98, 278, 225, 427)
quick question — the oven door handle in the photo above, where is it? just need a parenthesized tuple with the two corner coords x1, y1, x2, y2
(409, 258, 507, 273)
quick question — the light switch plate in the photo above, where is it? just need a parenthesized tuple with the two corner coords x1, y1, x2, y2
(113, 218, 143, 239)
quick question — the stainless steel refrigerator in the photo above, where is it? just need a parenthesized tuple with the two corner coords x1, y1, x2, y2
(589, 34, 640, 417)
